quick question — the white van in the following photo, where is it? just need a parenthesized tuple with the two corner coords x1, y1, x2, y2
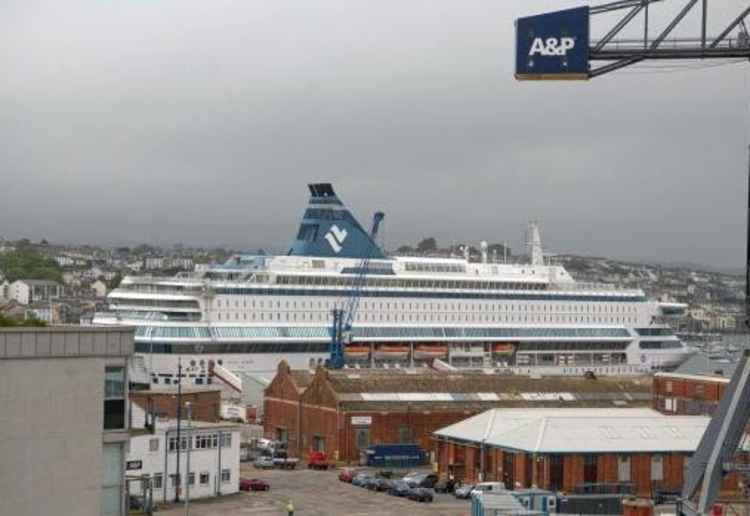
(472, 481, 506, 494)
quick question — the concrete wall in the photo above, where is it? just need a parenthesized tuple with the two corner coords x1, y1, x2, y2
(0, 357, 106, 516)
(0, 327, 133, 516)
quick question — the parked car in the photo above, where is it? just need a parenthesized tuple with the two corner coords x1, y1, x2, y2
(404, 473, 438, 488)
(272, 450, 299, 470)
(434, 478, 456, 494)
(407, 487, 434, 503)
(472, 481, 505, 494)
(352, 472, 373, 487)
(254, 456, 275, 469)
(454, 483, 476, 499)
(388, 480, 412, 497)
(239, 478, 270, 492)
(308, 451, 332, 470)
(338, 468, 358, 483)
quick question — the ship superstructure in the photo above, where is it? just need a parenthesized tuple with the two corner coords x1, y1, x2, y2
(94, 184, 693, 383)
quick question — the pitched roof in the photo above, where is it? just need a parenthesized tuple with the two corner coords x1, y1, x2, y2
(290, 370, 313, 391)
(434, 408, 709, 453)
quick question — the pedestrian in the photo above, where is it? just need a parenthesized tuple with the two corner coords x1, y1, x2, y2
(286, 499, 295, 516)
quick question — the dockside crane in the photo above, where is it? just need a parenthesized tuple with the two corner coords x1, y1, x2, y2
(515, 1, 750, 514)
(328, 211, 385, 369)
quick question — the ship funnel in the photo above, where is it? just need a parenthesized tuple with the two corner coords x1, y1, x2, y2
(288, 183, 386, 259)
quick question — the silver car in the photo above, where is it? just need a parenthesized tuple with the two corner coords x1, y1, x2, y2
(254, 456, 275, 469)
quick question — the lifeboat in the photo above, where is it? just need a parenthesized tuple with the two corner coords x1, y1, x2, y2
(414, 344, 449, 360)
(344, 346, 370, 359)
(492, 343, 516, 354)
(373, 345, 410, 360)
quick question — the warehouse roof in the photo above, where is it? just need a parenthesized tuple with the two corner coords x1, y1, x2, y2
(434, 408, 709, 453)
(325, 369, 652, 395)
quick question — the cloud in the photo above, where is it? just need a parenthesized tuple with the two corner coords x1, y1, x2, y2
(1, 0, 748, 267)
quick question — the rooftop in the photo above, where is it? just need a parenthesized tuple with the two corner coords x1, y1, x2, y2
(0, 325, 134, 359)
(434, 408, 709, 454)
(324, 368, 652, 396)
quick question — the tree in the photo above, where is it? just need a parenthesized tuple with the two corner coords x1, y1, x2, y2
(396, 245, 414, 254)
(416, 237, 438, 253)
(0, 249, 63, 283)
(0, 313, 47, 327)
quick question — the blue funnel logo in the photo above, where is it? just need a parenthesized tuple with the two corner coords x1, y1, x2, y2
(288, 183, 386, 260)
(324, 225, 348, 254)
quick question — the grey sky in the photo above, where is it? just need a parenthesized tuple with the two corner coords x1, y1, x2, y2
(1, 1, 748, 268)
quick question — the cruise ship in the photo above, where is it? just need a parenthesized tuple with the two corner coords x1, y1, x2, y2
(93, 183, 694, 384)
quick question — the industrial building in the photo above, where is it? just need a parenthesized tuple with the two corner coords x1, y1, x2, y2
(0, 326, 134, 516)
(433, 407, 709, 497)
(263, 361, 652, 462)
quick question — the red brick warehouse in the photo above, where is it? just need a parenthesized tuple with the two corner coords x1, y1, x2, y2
(263, 361, 652, 463)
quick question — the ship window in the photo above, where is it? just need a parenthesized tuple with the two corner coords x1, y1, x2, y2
(297, 223, 319, 242)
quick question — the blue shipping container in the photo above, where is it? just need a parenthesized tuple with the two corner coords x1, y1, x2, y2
(364, 444, 427, 468)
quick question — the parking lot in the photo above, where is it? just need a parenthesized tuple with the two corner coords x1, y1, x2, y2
(158, 465, 472, 516)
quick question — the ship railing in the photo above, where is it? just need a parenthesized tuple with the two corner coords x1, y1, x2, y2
(549, 282, 642, 294)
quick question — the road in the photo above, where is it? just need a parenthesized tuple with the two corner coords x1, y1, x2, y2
(157, 465, 471, 516)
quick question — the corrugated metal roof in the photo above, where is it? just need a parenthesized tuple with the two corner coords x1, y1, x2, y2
(434, 408, 709, 453)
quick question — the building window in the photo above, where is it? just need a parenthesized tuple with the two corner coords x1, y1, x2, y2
(398, 426, 411, 443)
(221, 469, 231, 483)
(651, 455, 664, 481)
(313, 435, 325, 452)
(104, 366, 126, 430)
(149, 438, 159, 452)
(170, 474, 181, 488)
(188, 472, 195, 486)
(221, 433, 232, 448)
(665, 381, 673, 393)
(152, 473, 163, 489)
(618, 456, 631, 482)
(200, 472, 210, 485)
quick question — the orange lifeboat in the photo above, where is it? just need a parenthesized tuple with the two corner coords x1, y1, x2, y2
(414, 344, 449, 360)
(373, 345, 410, 360)
(344, 346, 370, 359)
(492, 343, 516, 354)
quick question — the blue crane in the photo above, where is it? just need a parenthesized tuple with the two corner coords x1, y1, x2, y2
(328, 211, 385, 369)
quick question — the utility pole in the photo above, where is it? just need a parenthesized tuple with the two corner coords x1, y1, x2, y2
(746, 144, 750, 331)
(185, 402, 192, 516)
(174, 357, 183, 503)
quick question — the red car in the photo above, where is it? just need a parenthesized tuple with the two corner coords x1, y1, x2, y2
(239, 478, 270, 492)
(338, 468, 357, 483)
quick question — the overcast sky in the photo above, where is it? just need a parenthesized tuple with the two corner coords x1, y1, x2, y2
(1, 1, 748, 268)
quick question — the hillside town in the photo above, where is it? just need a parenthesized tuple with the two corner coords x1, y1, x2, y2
(0, 236, 744, 333)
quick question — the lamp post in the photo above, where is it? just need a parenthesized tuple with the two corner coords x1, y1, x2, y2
(185, 401, 192, 516)
(174, 357, 183, 502)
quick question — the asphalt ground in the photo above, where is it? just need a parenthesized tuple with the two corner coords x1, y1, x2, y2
(157, 464, 472, 516)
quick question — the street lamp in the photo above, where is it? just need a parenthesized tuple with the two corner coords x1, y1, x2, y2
(185, 401, 192, 516)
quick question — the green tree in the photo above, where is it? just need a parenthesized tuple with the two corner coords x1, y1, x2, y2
(0, 249, 63, 283)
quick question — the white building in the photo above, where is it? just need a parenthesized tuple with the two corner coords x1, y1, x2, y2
(9, 279, 62, 305)
(145, 257, 166, 270)
(92, 280, 108, 298)
(126, 418, 240, 503)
